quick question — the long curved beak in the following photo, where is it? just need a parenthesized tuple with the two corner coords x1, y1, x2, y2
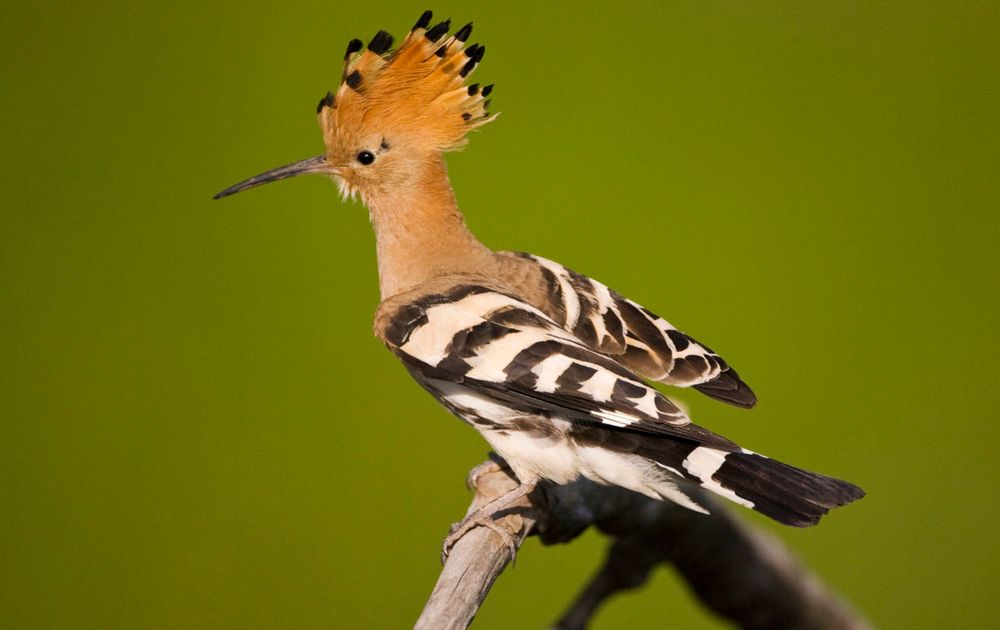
(213, 155, 332, 199)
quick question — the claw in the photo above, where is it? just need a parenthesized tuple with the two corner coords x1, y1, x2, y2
(441, 513, 520, 564)
(465, 460, 503, 490)
(439, 478, 538, 565)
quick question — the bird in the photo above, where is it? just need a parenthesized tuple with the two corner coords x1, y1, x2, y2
(215, 11, 864, 556)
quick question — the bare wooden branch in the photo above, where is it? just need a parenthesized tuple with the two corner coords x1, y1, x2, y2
(414, 459, 537, 630)
(416, 459, 870, 630)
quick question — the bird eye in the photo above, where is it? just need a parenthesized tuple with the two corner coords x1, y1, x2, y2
(357, 150, 375, 165)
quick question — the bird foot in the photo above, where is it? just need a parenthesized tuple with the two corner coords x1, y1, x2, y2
(440, 479, 538, 565)
(441, 512, 520, 565)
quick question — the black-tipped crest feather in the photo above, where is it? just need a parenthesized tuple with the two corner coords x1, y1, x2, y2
(412, 10, 433, 31)
(424, 19, 451, 42)
(316, 91, 334, 113)
(344, 38, 363, 59)
(367, 30, 394, 55)
(455, 22, 473, 42)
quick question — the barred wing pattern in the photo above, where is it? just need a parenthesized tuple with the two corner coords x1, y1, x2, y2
(505, 252, 758, 408)
(383, 286, 694, 435)
(379, 284, 864, 526)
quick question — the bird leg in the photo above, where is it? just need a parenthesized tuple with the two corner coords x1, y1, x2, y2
(441, 478, 539, 564)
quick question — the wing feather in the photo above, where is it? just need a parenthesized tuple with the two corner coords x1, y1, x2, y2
(504, 252, 757, 408)
(380, 283, 737, 448)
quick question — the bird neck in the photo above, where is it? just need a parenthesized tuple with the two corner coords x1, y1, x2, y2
(367, 155, 494, 301)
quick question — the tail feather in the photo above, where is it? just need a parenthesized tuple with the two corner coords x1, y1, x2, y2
(712, 452, 865, 526)
(635, 440, 864, 526)
(566, 422, 864, 526)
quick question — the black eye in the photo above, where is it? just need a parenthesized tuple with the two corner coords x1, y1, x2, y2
(356, 150, 375, 165)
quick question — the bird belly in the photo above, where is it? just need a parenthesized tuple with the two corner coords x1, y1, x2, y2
(478, 421, 582, 485)
(575, 446, 663, 497)
(482, 426, 704, 512)
(420, 378, 582, 484)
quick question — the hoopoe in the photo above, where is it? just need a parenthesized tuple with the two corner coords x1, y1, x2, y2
(216, 11, 863, 554)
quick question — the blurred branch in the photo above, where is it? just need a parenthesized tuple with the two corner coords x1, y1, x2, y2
(416, 456, 870, 630)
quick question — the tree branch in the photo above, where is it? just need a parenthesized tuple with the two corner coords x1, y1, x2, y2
(414, 459, 538, 630)
(416, 458, 870, 629)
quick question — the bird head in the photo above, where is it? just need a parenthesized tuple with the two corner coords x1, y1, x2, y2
(214, 11, 496, 203)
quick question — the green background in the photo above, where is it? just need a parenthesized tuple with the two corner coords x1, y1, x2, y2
(3, 1, 998, 628)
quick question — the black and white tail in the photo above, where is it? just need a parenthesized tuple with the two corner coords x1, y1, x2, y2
(564, 420, 864, 526)
(640, 440, 865, 526)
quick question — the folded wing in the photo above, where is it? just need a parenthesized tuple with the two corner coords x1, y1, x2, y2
(502, 252, 757, 408)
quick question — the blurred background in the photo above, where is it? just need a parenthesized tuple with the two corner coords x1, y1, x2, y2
(2, 1, 998, 628)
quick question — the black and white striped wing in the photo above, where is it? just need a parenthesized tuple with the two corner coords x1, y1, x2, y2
(381, 284, 733, 444)
(380, 284, 864, 526)
(506, 252, 757, 408)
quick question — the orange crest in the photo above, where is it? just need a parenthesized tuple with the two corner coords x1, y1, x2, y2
(317, 12, 497, 161)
